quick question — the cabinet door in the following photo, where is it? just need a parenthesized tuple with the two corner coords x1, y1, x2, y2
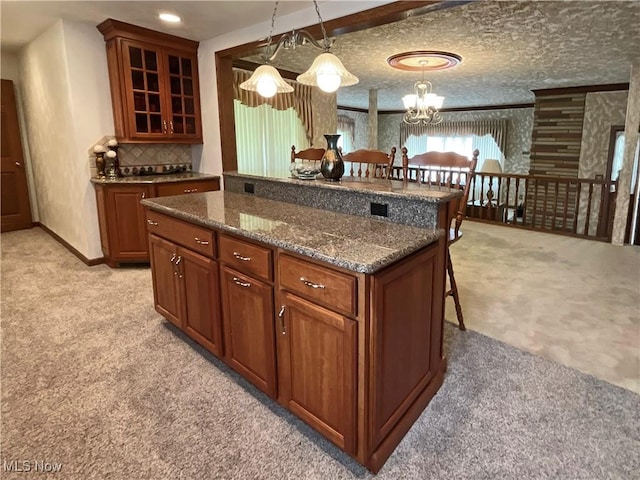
(180, 247, 223, 357)
(121, 40, 166, 140)
(221, 267, 277, 397)
(277, 292, 357, 454)
(164, 50, 202, 141)
(149, 235, 182, 328)
(106, 184, 150, 260)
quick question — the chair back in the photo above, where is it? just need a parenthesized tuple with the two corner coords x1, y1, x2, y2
(401, 148, 478, 241)
(291, 146, 325, 167)
(342, 147, 396, 179)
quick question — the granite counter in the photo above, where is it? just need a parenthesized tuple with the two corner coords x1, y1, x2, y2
(141, 190, 444, 273)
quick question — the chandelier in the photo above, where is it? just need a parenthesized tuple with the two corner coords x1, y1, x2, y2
(402, 60, 444, 125)
(240, 0, 358, 98)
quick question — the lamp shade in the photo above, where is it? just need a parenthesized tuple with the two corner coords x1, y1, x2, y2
(239, 65, 293, 98)
(297, 52, 359, 93)
(482, 159, 503, 174)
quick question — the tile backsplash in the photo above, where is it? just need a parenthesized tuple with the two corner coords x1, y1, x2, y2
(88, 137, 192, 176)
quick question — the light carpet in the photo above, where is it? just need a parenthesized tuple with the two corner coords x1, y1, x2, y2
(1, 228, 639, 479)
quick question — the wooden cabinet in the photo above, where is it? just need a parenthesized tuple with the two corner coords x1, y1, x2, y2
(144, 206, 449, 474)
(219, 234, 277, 396)
(94, 177, 219, 267)
(220, 267, 277, 397)
(277, 291, 357, 455)
(98, 19, 202, 143)
(148, 215, 222, 357)
(95, 183, 150, 266)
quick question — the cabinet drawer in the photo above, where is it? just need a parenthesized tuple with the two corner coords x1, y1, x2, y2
(146, 210, 215, 258)
(279, 255, 357, 317)
(219, 234, 272, 281)
(155, 179, 219, 197)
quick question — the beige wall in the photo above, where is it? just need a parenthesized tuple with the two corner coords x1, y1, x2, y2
(311, 90, 338, 149)
(19, 20, 113, 259)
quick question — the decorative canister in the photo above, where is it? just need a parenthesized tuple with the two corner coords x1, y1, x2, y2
(320, 134, 344, 182)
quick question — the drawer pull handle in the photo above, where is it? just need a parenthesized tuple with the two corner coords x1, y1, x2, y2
(300, 277, 326, 289)
(170, 254, 177, 275)
(195, 237, 209, 245)
(184, 189, 191, 193)
(141, 192, 146, 199)
(233, 277, 251, 288)
(192, 188, 198, 192)
(233, 252, 251, 262)
(147, 219, 158, 226)
(278, 305, 286, 335)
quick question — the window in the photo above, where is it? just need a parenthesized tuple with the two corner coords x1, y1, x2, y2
(234, 100, 308, 177)
(404, 133, 503, 170)
(337, 115, 355, 154)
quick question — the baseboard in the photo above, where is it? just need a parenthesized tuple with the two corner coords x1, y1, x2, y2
(35, 222, 104, 266)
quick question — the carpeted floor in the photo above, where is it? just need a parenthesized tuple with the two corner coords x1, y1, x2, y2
(1, 227, 639, 479)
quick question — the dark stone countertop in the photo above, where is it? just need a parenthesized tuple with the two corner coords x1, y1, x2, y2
(224, 171, 461, 203)
(90, 172, 220, 184)
(141, 190, 444, 274)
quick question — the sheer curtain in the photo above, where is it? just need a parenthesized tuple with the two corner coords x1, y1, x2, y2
(403, 133, 502, 169)
(337, 115, 355, 154)
(234, 100, 308, 177)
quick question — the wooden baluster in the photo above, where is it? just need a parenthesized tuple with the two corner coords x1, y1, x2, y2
(573, 182, 582, 233)
(563, 181, 570, 231)
(521, 177, 527, 225)
(505, 176, 511, 222)
(532, 178, 539, 228)
(584, 182, 594, 236)
(479, 173, 486, 204)
(553, 180, 559, 230)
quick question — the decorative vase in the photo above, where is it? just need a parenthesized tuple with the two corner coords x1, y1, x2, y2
(320, 134, 344, 182)
(95, 152, 105, 178)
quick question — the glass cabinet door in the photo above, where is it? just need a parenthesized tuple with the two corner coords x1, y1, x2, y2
(166, 52, 200, 138)
(123, 41, 164, 136)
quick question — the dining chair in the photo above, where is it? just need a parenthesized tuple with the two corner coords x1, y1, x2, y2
(401, 147, 479, 330)
(342, 147, 396, 179)
(291, 145, 326, 167)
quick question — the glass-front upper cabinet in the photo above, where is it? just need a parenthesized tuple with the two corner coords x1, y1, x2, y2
(98, 19, 202, 143)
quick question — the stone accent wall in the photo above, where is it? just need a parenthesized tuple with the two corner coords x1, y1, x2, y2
(529, 93, 586, 177)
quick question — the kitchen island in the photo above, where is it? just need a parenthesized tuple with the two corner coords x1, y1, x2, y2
(141, 174, 461, 473)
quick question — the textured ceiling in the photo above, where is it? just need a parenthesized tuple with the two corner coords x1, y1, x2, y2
(243, 1, 640, 110)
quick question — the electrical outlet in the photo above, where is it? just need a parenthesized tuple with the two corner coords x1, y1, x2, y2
(244, 183, 255, 194)
(370, 202, 388, 217)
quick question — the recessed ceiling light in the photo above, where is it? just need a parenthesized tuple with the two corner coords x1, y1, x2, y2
(159, 13, 181, 23)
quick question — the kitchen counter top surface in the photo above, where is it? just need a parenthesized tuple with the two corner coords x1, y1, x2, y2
(91, 172, 219, 184)
(142, 190, 444, 274)
(225, 171, 461, 203)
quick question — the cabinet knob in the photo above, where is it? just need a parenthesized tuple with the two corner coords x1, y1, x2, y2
(300, 277, 326, 289)
(147, 219, 158, 226)
(15, 161, 21, 167)
(192, 188, 198, 192)
(194, 237, 209, 245)
(232, 277, 251, 288)
(233, 252, 251, 262)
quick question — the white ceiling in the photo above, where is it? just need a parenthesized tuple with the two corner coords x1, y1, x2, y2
(0, 0, 312, 52)
(2, 1, 639, 111)
(253, 1, 640, 110)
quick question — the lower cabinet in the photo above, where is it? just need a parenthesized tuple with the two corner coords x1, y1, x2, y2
(94, 177, 220, 267)
(97, 184, 151, 266)
(220, 266, 277, 397)
(276, 291, 358, 455)
(149, 233, 223, 356)
(145, 208, 447, 473)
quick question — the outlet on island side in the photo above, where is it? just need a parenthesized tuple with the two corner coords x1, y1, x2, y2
(244, 182, 255, 194)
(370, 202, 389, 217)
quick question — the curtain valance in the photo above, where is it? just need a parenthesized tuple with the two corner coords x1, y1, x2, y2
(233, 69, 313, 142)
(400, 119, 508, 156)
